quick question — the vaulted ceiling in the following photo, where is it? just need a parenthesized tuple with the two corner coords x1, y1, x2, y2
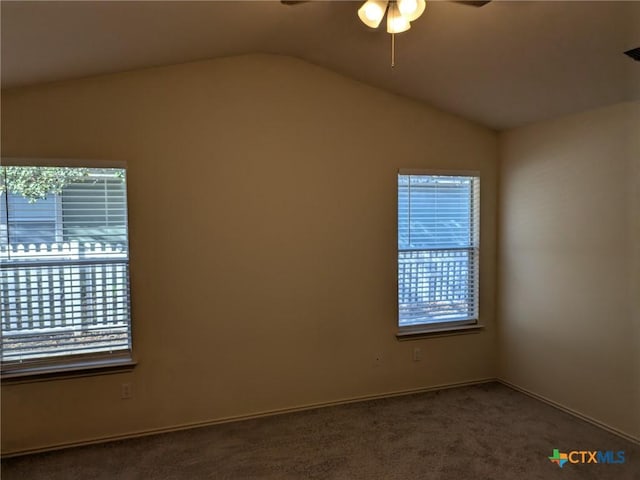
(2, 1, 639, 129)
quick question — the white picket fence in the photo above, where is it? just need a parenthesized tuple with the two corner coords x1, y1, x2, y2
(398, 248, 476, 325)
(0, 241, 127, 262)
(0, 242, 129, 335)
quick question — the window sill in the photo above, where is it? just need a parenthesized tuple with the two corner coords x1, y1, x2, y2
(396, 324, 485, 340)
(1, 357, 137, 384)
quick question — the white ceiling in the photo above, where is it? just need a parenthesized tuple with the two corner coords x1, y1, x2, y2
(2, 0, 639, 129)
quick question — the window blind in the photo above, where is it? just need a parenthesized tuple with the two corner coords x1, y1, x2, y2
(397, 174, 479, 328)
(0, 166, 132, 375)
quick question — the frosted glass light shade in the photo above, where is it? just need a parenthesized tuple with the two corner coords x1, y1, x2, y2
(358, 0, 388, 29)
(397, 0, 426, 21)
(387, 3, 411, 33)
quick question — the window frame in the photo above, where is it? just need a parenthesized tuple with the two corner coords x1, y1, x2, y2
(0, 158, 136, 380)
(396, 169, 482, 338)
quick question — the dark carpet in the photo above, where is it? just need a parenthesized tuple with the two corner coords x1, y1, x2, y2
(2, 382, 638, 479)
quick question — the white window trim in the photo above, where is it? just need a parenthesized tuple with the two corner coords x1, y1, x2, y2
(396, 169, 482, 338)
(2, 157, 127, 169)
(398, 168, 480, 177)
(1, 159, 135, 380)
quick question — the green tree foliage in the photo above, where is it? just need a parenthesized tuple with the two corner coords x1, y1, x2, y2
(0, 167, 124, 203)
(0, 167, 89, 202)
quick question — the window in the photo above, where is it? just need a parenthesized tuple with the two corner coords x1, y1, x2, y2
(397, 171, 479, 334)
(0, 164, 133, 377)
(3, 193, 59, 244)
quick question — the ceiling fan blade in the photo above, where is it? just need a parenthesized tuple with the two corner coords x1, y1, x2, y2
(282, 0, 492, 7)
(454, 1, 492, 6)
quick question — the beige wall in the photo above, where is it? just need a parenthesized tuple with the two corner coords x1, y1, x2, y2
(0, 54, 498, 454)
(498, 101, 640, 439)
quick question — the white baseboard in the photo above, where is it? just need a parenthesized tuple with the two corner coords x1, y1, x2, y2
(2, 377, 495, 458)
(7, 377, 636, 458)
(497, 378, 640, 446)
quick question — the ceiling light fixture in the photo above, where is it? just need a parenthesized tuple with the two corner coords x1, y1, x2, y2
(358, 0, 427, 66)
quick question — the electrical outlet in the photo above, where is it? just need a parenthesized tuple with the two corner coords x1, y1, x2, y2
(121, 382, 133, 399)
(374, 354, 383, 368)
(413, 347, 422, 362)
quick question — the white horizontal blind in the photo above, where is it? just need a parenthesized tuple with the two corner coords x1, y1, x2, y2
(0, 166, 132, 373)
(397, 174, 479, 328)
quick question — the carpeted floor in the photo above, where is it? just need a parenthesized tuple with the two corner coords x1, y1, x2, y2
(2, 382, 638, 479)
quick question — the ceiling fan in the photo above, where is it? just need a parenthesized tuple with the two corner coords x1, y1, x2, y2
(282, 0, 492, 23)
(281, 0, 492, 66)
